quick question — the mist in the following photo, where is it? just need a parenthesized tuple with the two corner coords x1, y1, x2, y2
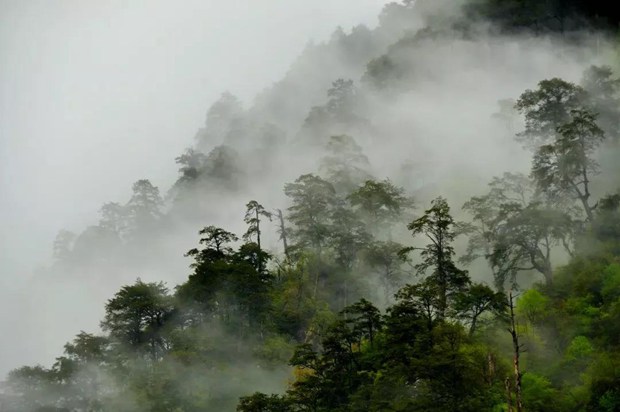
(0, 0, 391, 377)
(1, 0, 619, 410)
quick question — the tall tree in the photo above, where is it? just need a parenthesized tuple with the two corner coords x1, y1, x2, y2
(101, 280, 174, 361)
(580, 65, 620, 141)
(186, 225, 239, 264)
(515, 78, 585, 148)
(284, 174, 337, 255)
(328, 200, 370, 272)
(275, 209, 290, 259)
(174, 148, 207, 183)
(243, 201, 272, 251)
(195, 92, 244, 150)
(98, 201, 127, 239)
(363, 240, 408, 305)
(532, 109, 605, 221)
(348, 178, 413, 236)
(402, 197, 470, 318)
(243, 200, 272, 272)
(454, 283, 505, 336)
(507, 291, 524, 412)
(463, 173, 574, 287)
(319, 135, 371, 193)
(489, 202, 573, 287)
(326, 79, 356, 115)
(125, 179, 163, 237)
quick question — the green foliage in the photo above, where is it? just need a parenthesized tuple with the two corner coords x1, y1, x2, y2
(404, 197, 470, 318)
(516, 289, 549, 324)
(515, 78, 585, 148)
(237, 393, 290, 412)
(463, 172, 575, 288)
(348, 178, 413, 232)
(532, 109, 605, 221)
(6, 11, 620, 411)
(101, 280, 174, 360)
(521, 373, 559, 412)
(319, 135, 371, 193)
(284, 174, 337, 253)
(581, 65, 620, 141)
(565, 335, 594, 360)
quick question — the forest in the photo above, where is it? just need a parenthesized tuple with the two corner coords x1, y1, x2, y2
(2, 0, 620, 411)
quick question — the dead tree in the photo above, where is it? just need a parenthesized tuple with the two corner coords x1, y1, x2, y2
(508, 290, 524, 412)
(276, 208, 289, 258)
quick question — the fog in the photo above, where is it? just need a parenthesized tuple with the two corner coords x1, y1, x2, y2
(0, 0, 391, 377)
(1, 1, 619, 409)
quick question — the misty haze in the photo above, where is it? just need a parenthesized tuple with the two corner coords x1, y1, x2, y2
(1, 1, 620, 411)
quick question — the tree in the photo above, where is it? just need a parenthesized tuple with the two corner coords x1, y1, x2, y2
(580, 65, 620, 141)
(341, 299, 382, 347)
(179, 225, 273, 333)
(175, 148, 207, 183)
(461, 173, 534, 280)
(98, 201, 127, 238)
(62, 332, 108, 364)
(284, 174, 337, 254)
(515, 78, 585, 148)
(326, 79, 356, 118)
(363, 240, 408, 304)
(52, 230, 75, 261)
(125, 179, 163, 237)
(395, 279, 442, 333)
(348, 179, 413, 236)
(275, 209, 290, 258)
(327, 200, 370, 272)
(201, 145, 243, 186)
(319, 135, 371, 193)
(454, 283, 505, 335)
(101, 279, 174, 361)
(507, 291, 524, 412)
(195, 92, 244, 150)
(532, 109, 605, 221)
(49, 332, 109, 410)
(489, 202, 573, 287)
(243, 200, 272, 272)
(3, 365, 59, 411)
(188, 225, 239, 261)
(237, 393, 290, 412)
(402, 197, 470, 318)
(298, 79, 366, 147)
(463, 173, 574, 288)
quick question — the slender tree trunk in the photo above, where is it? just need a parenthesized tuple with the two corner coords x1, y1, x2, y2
(570, 175, 594, 221)
(436, 236, 447, 319)
(505, 377, 514, 412)
(469, 314, 478, 336)
(276, 209, 289, 258)
(543, 260, 553, 286)
(508, 291, 524, 412)
(256, 208, 262, 273)
(486, 353, 495, 385)
(383, 268, 391, 307)
(313, 268, 319, 300)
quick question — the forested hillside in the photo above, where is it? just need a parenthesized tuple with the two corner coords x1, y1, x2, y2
(2, 0, 620, 411)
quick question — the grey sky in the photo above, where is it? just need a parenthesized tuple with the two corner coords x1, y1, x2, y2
(0, 0, 389, 376)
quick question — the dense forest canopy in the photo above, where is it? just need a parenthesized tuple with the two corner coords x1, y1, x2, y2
(2, 0, 620, 411)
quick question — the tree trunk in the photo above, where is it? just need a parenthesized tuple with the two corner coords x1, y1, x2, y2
(256, 208, 262, 273)
(505, 377, 514, 412)
(276, 209, 289, 258)
(508, 291, 524, 412)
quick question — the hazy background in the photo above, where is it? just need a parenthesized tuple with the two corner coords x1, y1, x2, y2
(0, 0, 390, 377)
